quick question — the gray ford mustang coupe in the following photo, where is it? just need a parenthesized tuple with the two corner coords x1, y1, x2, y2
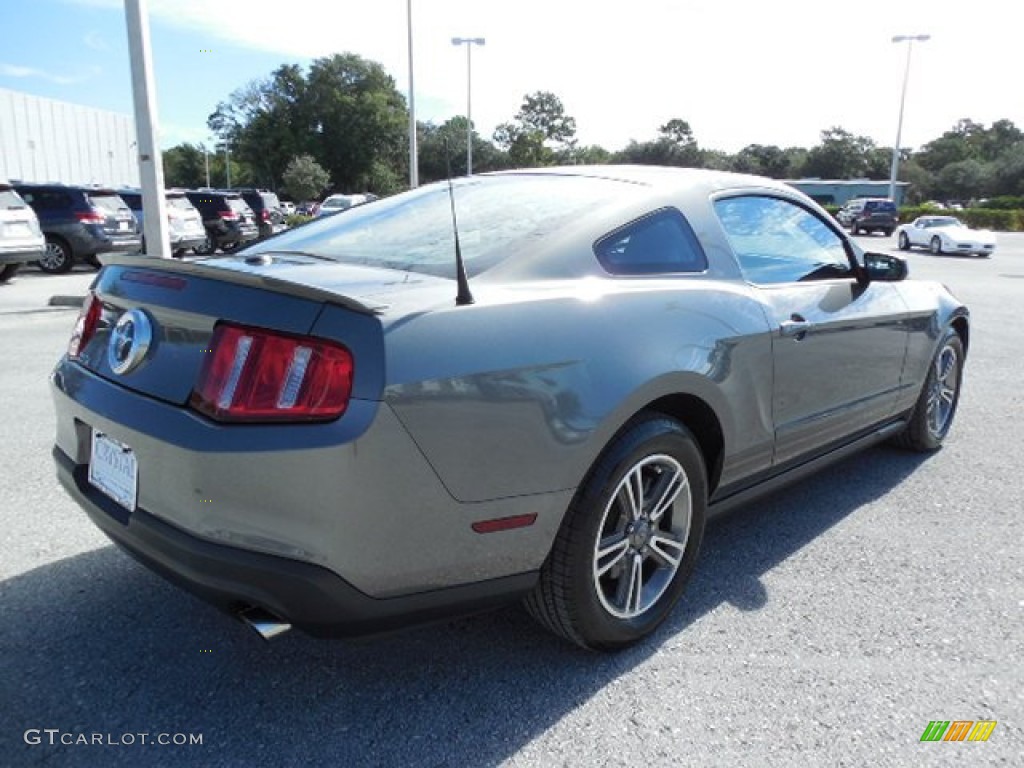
(51, 167, 968, 650)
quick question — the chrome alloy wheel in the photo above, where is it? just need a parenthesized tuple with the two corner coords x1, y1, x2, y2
(40, 241, 70, 272)
(926, 341, 961, 439)
(592, 454, 692, 619)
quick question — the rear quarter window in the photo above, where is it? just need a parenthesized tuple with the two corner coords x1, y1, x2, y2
(594, 209, 708, 276)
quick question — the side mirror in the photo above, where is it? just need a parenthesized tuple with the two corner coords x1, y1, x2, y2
(863, 252, 908, 282)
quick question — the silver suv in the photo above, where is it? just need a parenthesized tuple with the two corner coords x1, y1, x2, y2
(0, 181, 45, 283)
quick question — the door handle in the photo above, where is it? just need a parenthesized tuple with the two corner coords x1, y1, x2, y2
(780, 314, 813, 340)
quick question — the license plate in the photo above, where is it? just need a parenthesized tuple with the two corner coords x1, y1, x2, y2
(119, 221, 129, 231)
(88, 430, 138, 512)
(3, 222, 32, 237)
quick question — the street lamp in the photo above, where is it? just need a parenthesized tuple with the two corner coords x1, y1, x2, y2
(451, 36, 485, 175)
(889, 34, 930, 202)
(407, 0, 418, 188)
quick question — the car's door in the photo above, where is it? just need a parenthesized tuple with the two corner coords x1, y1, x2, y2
(713, 195, 910, 466)
(908, 218, 929, 247)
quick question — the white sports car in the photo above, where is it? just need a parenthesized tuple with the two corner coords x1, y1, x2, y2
(896, 216, 996, 257)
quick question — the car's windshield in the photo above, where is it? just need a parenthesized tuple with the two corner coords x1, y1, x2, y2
(926, 217, 963, 228)
(246, 175, 633, 277)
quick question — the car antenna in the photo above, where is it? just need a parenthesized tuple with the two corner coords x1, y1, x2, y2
(445, 139, 474, 306)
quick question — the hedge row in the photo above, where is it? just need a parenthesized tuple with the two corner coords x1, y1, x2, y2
(821, 204, 1023, 231)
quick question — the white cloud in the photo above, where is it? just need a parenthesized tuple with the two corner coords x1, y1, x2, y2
(68, 0, 1024, 153)
(83, 30, 111, 51)
(0, 63, 100, 85)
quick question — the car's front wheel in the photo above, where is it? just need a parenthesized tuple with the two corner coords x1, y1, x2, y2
(193, 235, 216, 256)
(893, 327, 964, 452)
(39, 236, 74, 274)
(0, 263, 21, 283)
(930, 236, 943, 255)
(525, 415, 707, 650)
(898, 231, 910, 250)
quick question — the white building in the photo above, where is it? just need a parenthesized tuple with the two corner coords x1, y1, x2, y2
(0, 87, 139, 187)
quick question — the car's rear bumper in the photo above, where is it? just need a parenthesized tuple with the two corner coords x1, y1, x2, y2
(54, 446, 537, 637)
(0, 243, 44, 265)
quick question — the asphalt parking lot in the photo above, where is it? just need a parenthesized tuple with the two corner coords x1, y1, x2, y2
(0, 236, 1021, 766)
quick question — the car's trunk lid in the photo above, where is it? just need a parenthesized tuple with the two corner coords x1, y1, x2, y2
(74, 254, 448, 405)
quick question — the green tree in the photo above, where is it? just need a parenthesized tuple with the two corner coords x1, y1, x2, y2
(938, 159, 991, 200)
(163, 143, 208, 188)
(207, 55, 408, 194)
(418, 117, 507, 181)
(802, 127, 880, 179)
(732, 144, 790, 177)
(494, 91, 577, 166)
(281, 154, 331, 201)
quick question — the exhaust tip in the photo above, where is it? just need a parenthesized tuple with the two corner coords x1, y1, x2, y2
(238, 607, 292, 641)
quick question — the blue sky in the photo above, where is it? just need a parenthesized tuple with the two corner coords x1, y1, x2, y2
(2, 0, 1021, 154)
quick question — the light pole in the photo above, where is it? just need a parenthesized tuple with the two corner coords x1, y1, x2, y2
(407, 0, 418, 188)
(889, 34, 930, 202)
(451, 36, 485, 175)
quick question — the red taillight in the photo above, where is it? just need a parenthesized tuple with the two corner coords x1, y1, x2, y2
(74, 209, 105, 224)
(260, 209, 271, 222)
(219, 210, 238, 221)
(190, 323, 353, 422)
(68, 291, 102, 358)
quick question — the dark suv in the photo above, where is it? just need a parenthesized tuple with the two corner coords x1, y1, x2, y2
(13, 183, 141, 273)
(836, 198, 898, 236)
(184, 190, 259, 254)
(232, 188, 285, 240)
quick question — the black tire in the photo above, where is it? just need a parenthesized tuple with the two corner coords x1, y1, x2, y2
(930, 236, 943, 255)
(892, 327, 964, 452)
(39, 236, 74, 274)
(84, 255, 102, 270)
(0, 263, 21, 283)
(883, 229, 893, 237)
(525, 414, 707, 650)
(172, 249, 185, 259)
(898, 231, 910, 250)
(193, 235, 216, 256)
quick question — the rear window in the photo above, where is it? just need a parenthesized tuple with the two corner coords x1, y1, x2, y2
(260, 192, 281, 208)
(865, 201, 896, 212)
(595, 209, 707, 275)
(166, 196, 195, 211)
(245, 175, 633, 278)
(0, 189, 26, 209)
(89, 193, 130, 212)
(226, 197, 251, 214)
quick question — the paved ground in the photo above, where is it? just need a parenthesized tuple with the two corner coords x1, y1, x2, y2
(0, 238, 1021, 767)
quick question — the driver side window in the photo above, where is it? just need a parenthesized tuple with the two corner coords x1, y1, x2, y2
(714, 196, 853, 285)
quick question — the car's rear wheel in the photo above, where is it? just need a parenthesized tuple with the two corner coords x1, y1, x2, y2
(525, 414, 707, 650)
(898, 231, 910, 250)
(39, 236, 74, 274)
(883, 228, 893, 237)
(0, 263, 21, 283)
(930, 236, 943, 255)
(193, 235, 216, 256)
(893, 327, 964, 452)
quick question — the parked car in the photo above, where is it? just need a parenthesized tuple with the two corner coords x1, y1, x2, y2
(296, 201, 319, 217)
(896, 215, 996, 257)
(184, 190, 259, 254)
(13, 183, 141, 273)
(316, 193, 372, 217)
(280, 201, 296, 216)
(116, 188, 208, 258)
(0, 180, 45, 282)
(231, 188, 286, 240)
(836, 197, 898, 236)
(52, 167, 968, 650)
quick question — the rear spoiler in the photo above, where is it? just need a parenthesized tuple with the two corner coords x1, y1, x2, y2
(99, 253, 386, 315)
